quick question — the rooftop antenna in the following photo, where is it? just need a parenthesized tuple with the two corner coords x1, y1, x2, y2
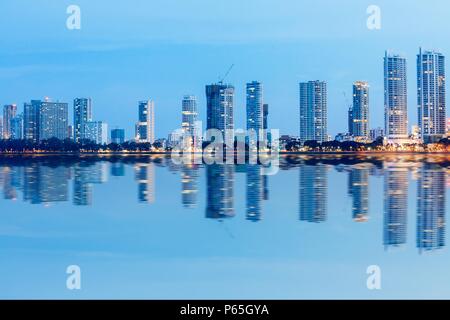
(218, 64, 234, 84)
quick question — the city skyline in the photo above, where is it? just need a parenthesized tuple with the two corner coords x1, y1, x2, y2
(3, 1, 450, 143)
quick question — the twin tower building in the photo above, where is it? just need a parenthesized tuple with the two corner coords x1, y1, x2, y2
(300, 48, 447, 145)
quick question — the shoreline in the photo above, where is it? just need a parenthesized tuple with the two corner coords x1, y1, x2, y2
(0, 151, 448, 156)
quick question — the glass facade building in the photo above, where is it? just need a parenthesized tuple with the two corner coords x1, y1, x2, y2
(352, 81, 370, 140)
(136, 100, 155, 143)
(74, 98, 93, 143)
(299, 81, 327, 144)
(384, 52, 408, 142)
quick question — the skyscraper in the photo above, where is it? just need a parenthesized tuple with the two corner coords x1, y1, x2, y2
(39, 100, 69, 141)
(23, 100, 41, 142)
(348, 106, 353, 136)
(246, 81, 263, 132)
(417, 48, 446, 143)
(181, 95, 198, 149)
(111, 128, 125, 144)
(84, 121, 108, 144)
(3, 104, 17, 139)
(263, 103, 269, 130)
(299, 81, 327, 144)
(136, 100, 155, 143)
(10, 113, 24, 140)
(205, 83, 234, 137)
(384, 52, 408, 142)
(74, 98, 93, 142)
(352, 81, 370, 140)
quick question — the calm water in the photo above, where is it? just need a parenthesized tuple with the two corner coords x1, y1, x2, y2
(0, 154, 449, 299)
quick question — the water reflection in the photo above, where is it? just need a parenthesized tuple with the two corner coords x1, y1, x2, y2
(299, 164, 328, 223)
(417, 163, 446, 252)
(0, 154, 449, 254)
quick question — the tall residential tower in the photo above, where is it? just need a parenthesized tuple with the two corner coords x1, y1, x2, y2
(299, 81, 327, 144)
(74, 98, 93, 142)
(417, 48, 446, 143)
(205, 83, 234, 138)
(384, 52, 408, 143)
(352, 81, 370, 140)
(136, 100, 155, 144)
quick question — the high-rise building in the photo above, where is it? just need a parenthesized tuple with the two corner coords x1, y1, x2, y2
(74, 98, 93, 143)
(10, 113, 24, 140)
(181, 95, 198, 149)
(3, 104, 17, 139)
(348, 106, 353, 136)
(370, 127, 385, 141)
(39, 100, 69, 141)
(263, 103, 269, 130)
(205, 83, 234, 137)
(352, 81, 370, 140)
(384, 52, 408, 142)
(136, 100, 155, 143)
(417, 48, 446, 143)
(246, 81, 263, 132)
(299, 81, 327, 144)
(84, 121, 108, 144)
(0, 117, 3, 139)
(67, 125, 74, 141)
(24, 100, 41, 142)
(111, 128, 125, 144)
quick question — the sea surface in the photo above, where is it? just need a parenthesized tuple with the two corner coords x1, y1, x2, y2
(0, 154, 449, 299)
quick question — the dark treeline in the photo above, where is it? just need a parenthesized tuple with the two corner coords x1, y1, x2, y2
(0, 138, 160, 153)
(285, 137, 385, 151)
(1, 136, 450, 154)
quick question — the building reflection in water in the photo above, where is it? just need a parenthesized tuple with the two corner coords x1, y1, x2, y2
(134, 163, 155, 203)
(299, 164, 328, 223)
(23, 164, 70, 204)
(348, 164, 370, 222)
(73, 162, 108, 206)
(206, 164, 234, 219)
(1, 166, 21, 200)
(246, 165, 264, 222)
(0, 156, 448, 255)
(417, 163, 446, 253)
(181, 164, 199, 208)
(383, 162, 409, 249)
(111, 162, 125, 177)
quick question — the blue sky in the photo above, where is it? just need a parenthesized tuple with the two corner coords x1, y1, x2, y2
(1, 0, 449, 139)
